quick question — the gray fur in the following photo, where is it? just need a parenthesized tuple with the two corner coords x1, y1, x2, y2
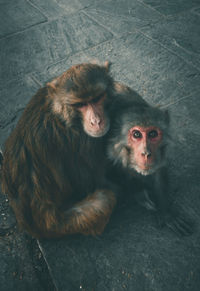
(108, 94, 170, 175)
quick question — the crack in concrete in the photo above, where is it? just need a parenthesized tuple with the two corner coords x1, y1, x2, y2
(83, 10, 117, 37)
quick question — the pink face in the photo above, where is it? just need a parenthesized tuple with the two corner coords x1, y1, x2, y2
(128, 126, 163, 171)
(76, 94, 110, 137)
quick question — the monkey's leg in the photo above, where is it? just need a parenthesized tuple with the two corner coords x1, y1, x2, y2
(33, 190, 116, 238)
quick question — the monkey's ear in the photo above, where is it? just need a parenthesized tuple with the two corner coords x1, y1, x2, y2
(108, 141, 128, 167)
(104, 61, 111, 72)
(47, 77, 59, 94)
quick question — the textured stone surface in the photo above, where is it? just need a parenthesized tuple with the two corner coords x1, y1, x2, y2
(29, 0, 92, 19)
(141, 0, 200, 16)
(0, 194, 16, 232)
(0, 232, 41, 291)
(0, 0, 200, 290)
(39, 201, 200, 291)
(0, 76, 38, 148)
(139, 11, 200, 69)
(0, 214, 55, 291)
(85, 7, 162, 36)
(87, 0, 162, 19)
(0, 0, 47, 38)
(0, 12, 112, 84)
(31, 32, 200, 105)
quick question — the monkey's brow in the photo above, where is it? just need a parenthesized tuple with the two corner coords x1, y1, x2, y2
(91, 93, 105, 103)
(71, 101, 87, 108)
(79, 92, 105, 104)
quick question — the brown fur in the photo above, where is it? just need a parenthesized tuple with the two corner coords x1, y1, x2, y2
(1, 63, 117, 238)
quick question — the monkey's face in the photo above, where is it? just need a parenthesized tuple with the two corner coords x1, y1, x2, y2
(127, 126, 164, 175)
(48, 62, 113, 137)
(76, 93, 110, 138)
(107, 102, 169, 176)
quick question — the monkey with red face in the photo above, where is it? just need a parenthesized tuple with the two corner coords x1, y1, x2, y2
(107, 87, 192, 235)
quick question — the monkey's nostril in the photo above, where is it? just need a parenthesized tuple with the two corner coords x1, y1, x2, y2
(91, 118, 101, 126)
(142, 151, 151, 158)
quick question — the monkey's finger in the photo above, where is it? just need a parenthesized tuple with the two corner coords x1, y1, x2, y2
(136, 191, 156, 211)
(174, 216, 193, 235)
(155, 214, 165, 228)
(166, 221, 186, 236)
(144, 201, 156, 211)
(166, 217, 192, 236)
(140, 199, 156, 211)
(143, 191, 157, 211)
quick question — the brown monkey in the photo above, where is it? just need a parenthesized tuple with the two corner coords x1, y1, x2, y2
(1, 62, 117, 238)
(107, 89, 192, 235)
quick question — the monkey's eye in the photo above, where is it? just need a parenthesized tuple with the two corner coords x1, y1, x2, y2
(132, 130, 142, 139)
(148, 130, 158, 138)
(73, 102, 87, 108)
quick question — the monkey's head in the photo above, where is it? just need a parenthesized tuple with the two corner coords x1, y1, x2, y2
(48, 62, 113, 138)
(108, 103, 169, 176)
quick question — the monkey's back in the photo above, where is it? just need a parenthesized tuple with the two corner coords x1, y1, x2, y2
(1, 87, 107, 235)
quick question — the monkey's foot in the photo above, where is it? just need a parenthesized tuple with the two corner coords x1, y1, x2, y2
(156, 212, 194, 236)
(80, 216, 110, 237)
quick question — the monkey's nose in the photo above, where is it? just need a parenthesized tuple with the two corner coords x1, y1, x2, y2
(142, 151, 152, 158)
(90, 117, 101, 126)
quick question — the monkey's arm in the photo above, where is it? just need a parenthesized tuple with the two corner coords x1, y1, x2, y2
(150, 168, 193, 236)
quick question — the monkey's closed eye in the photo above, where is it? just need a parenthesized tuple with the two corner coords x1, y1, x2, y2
(92, 93, 104, 104)
(133, 130, 142, 139)
(148, 130, 158, 138)
(72, 102, 87, 108)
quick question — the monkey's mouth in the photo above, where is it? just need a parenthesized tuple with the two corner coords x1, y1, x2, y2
(141, 163, 153, 170)
(85, 120, 110, 138)
(135, 164, 156, 176)
(138, 160, 154, 171)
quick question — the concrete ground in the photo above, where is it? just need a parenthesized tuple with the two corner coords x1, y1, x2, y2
(1, 0, 200, 290)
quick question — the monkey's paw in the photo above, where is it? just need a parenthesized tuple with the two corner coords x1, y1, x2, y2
(80, 216, 110, 237)
(156, 212, 194, 236)
(135, 190, 157, 211)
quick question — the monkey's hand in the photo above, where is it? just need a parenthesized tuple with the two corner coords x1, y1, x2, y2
(156, 210, 194, 236)
(64, 190, 116, 237)
(135, 190, 157, 211)
(80, 216, 110, 236)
